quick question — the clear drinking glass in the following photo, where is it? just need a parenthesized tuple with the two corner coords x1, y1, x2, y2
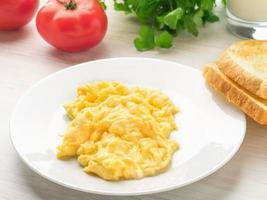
(227, 0, 267, 39)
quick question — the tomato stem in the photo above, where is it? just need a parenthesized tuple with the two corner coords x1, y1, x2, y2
(64, 0, 77, 10)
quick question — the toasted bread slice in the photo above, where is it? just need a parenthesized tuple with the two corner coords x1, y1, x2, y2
(203, 63, 267, 125)
(216, 40, 267, 100)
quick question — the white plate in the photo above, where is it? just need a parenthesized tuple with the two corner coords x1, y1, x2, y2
(10, 57, 246, 196)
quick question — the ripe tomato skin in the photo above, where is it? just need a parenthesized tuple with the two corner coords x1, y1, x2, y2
(36, 0, 108, 52)
(0, 0, 38, 30)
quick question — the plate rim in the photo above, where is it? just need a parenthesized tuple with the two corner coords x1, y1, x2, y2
(9, 57, 246, 196)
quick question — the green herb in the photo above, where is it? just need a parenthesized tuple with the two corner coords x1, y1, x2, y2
(99, 0, 107, 10)
(113, 0, 220, 51)
(164, 8, 183, 30)
(134, 26, 156, 51)
(155, 31, 173, 48)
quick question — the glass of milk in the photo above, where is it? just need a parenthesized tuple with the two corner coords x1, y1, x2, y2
(227, 0, 267, 39)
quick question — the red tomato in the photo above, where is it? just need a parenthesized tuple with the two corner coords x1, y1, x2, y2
(0, 0, 38, 30)
(36, 0, 107, 52)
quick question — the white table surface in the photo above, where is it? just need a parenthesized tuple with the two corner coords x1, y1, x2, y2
(1, 1, 267, 200)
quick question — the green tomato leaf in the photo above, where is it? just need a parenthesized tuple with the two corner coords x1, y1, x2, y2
(155, 31, 173, 48)
(164, 7, 184, 30)
(134, 25, 155, 51)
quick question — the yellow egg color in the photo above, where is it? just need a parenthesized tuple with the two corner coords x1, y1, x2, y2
(57, 82, 179, 180)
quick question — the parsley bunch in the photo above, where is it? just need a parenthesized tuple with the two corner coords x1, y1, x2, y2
(113, 0, 219, 51)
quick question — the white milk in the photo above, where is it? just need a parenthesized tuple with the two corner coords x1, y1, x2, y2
(228, 0, 267, 21)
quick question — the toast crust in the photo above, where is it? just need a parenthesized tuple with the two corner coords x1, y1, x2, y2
(203, 63, 267, 125)
(216, 40, 267, 100)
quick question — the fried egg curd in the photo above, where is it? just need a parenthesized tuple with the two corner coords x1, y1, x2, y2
(57, 82, 179, 180)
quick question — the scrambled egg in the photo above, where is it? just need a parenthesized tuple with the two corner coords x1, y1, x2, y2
(57, 82, 179, 180)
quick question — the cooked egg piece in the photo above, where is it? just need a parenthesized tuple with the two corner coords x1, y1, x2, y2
(57, 82, 179, 180)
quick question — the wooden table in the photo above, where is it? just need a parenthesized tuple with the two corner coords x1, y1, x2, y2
(1, 1, 266, 200)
